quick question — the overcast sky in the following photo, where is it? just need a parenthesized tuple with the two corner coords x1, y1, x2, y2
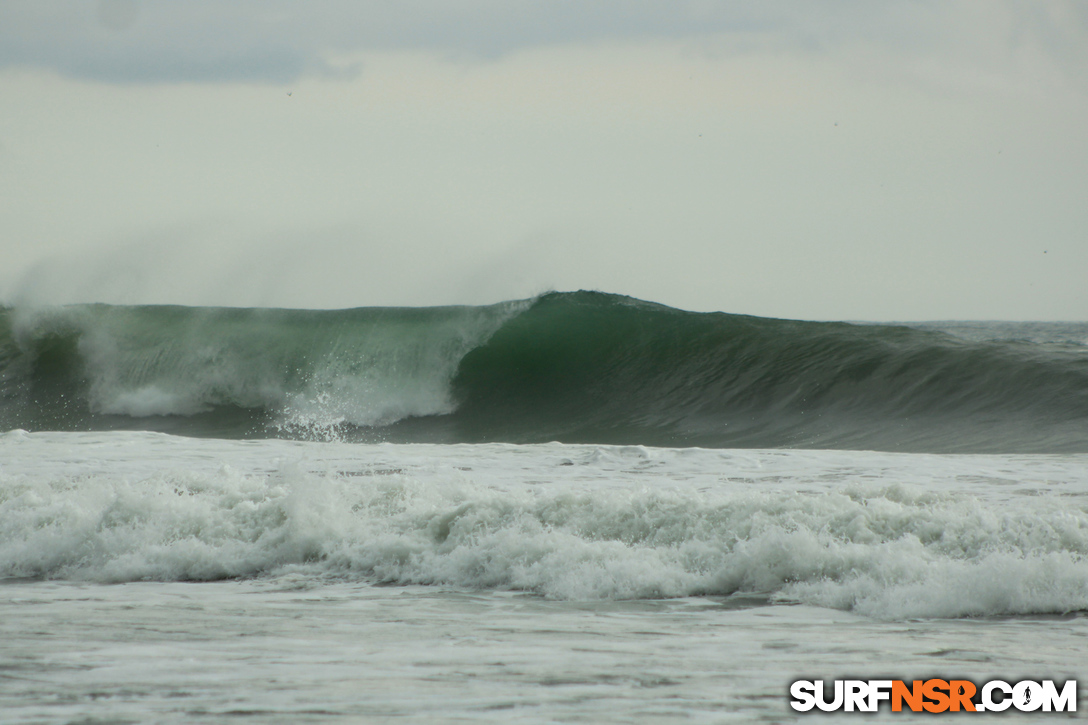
(2, 0, 1086, 319)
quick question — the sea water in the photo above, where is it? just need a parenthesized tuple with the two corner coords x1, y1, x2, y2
(2, 293, 1087, 722)
(2, 433, 1086, 723)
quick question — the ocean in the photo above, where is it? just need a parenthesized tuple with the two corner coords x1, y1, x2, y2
(1, 291, 1086, 722)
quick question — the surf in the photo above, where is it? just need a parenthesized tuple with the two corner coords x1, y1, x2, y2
(3, 434, 1087, 618)
(2, 291, 1086, 452)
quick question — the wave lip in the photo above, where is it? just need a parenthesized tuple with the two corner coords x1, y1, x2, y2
(2, 292, 1087, 452)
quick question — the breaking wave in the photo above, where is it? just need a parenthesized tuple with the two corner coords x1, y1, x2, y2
(2, 291, 1087, 452)
(2, 457, 1086, 620)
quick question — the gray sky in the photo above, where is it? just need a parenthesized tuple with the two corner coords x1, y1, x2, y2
(2, 0, 1086, 319)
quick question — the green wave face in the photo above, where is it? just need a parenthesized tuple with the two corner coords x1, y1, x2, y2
(2, 292, 1087, 452)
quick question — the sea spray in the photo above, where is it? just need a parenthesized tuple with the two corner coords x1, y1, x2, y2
(2, 300, 525, 440)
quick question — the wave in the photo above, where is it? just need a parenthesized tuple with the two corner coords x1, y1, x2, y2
(2, 456, 1086, 620)
(2, 291, 1087, 452)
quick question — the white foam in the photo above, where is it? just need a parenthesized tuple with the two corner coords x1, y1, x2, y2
(96, 385, 211, 416)
(3, 433, 1086, 620)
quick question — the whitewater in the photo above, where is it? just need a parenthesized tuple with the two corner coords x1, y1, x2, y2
(1, 292, 1086, 722)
